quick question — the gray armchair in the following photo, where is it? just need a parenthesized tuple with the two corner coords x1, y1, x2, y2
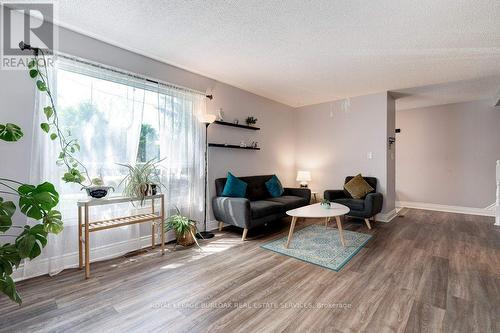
(324, 176, 383, 229)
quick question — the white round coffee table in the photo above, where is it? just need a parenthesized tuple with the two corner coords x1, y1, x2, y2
(285, 202, 350, 248)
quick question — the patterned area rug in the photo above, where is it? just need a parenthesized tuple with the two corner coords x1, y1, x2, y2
(261, 224, 372, 271)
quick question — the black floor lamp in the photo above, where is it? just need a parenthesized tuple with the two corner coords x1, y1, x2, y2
(196, 113, 216, 239)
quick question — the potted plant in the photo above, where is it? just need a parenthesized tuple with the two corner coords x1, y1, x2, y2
(164, 207, 200, 247)
(245, 116, 258, 126)
(320, 199, 331, 208)
(117, 158, 164, 203)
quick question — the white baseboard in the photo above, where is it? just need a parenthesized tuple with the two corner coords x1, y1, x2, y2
(375, 209, 398, 223)
(396, 201, 496, 217)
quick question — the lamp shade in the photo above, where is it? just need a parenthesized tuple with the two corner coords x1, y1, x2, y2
(296, 171, 311, 182)
(200, 113, 217, 124)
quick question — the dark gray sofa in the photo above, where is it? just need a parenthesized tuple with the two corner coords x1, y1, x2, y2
(212, 175, 311, 240)
(323, 176, 383, 229)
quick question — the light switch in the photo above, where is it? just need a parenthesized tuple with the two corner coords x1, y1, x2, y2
(367, 152, 373, 159)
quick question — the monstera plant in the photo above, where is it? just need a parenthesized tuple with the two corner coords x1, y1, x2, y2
(0, 49, 89, 304)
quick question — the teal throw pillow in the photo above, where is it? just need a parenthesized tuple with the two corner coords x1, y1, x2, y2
(265, 175, 284, 197)
(221, 172, 247, 198)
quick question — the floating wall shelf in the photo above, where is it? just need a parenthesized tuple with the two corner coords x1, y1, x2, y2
(213, 120, 260, 130)
(208, 143, 260, 150)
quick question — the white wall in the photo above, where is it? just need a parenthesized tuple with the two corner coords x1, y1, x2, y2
(396, 99, 500, 208)
(293, 92, 396, 217)
(207, 84, 296, 197)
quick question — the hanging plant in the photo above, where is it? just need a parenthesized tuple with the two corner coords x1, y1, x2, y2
(0, 45, 89, 304)
(27, 54, 92, 187)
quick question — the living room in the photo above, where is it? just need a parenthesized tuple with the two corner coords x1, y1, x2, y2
(1, 1, 499, 332)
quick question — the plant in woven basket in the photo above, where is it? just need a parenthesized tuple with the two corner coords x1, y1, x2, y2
(164, 207, 200, 248)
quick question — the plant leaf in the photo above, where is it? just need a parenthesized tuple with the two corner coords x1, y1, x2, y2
(36, 80, 46, 91)
(29, 69, 38, 78)
(0, 197, 15, 232)
(61, 168, 85, 184)
(18, 182, 59, 220)
(28, 59, 36, 69)
(15, 225, 48, 259)
(0, 244, 22, 276)
(43, 210, 63, 234)
(0, 274, 22, 304)
(40, 123, 50, 133)
(50, 133, 57, 140)
(0, 215, 12, 233)
(0, 198, 16, 217)
(0, 123, 24, 142)
(43, 106, 53, 120)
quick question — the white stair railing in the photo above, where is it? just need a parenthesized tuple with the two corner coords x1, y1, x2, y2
(496, 160, 500, 226)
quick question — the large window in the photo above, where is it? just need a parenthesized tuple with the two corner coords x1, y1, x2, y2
(27, 57, 205, 278)
(50, 59, 205, 215)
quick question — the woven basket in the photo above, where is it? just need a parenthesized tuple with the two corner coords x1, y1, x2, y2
(176, 225, 196, 246)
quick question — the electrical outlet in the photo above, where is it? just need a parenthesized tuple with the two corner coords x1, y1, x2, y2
(367, 152, 373, 159)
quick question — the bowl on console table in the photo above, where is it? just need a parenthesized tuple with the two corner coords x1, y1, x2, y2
(83, 186, 114, 199)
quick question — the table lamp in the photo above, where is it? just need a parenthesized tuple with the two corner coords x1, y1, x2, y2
(296, 171, 311, 188)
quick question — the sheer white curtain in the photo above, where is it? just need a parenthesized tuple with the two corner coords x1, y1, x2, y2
(158, 88, 205, 227)
(22, 58, 146, 278)
(22, 57, 207, 279)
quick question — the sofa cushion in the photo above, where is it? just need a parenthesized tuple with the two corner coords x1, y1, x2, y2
(265, 175, 284, 197)
(244, 177, 272, 201)
(250, 200, 284, 219)
(221, 172, 247, 198)
(215, 175, 275, 200)
(267, 195, 308, 211)
(344, 174, 374, 199)
(333, 198, 365, 211)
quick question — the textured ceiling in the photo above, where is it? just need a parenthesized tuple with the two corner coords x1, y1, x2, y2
(53, 0, 500, 107)
(392, 75, 500, 110)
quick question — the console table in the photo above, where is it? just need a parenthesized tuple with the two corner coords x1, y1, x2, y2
(77, 194, 165, 279)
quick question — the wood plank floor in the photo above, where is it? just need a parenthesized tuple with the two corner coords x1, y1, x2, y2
(1, 209, 499, 332)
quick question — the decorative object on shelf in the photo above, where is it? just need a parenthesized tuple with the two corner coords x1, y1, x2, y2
(117, 158, 165, 204)
(250, 141, 258, 148)
(217, 108, 224, 121)
(197, 113, 217, 239)
(296, 170, 312, 188)
(164, 207, 200, 247)
(233, 119, 239, 124)
(320, 199, 331, 208)
(213, 120, 260, 130)
(245, 116, 258, 126)
(239, 141, 247, 147)
(208, 143, 260, 150)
